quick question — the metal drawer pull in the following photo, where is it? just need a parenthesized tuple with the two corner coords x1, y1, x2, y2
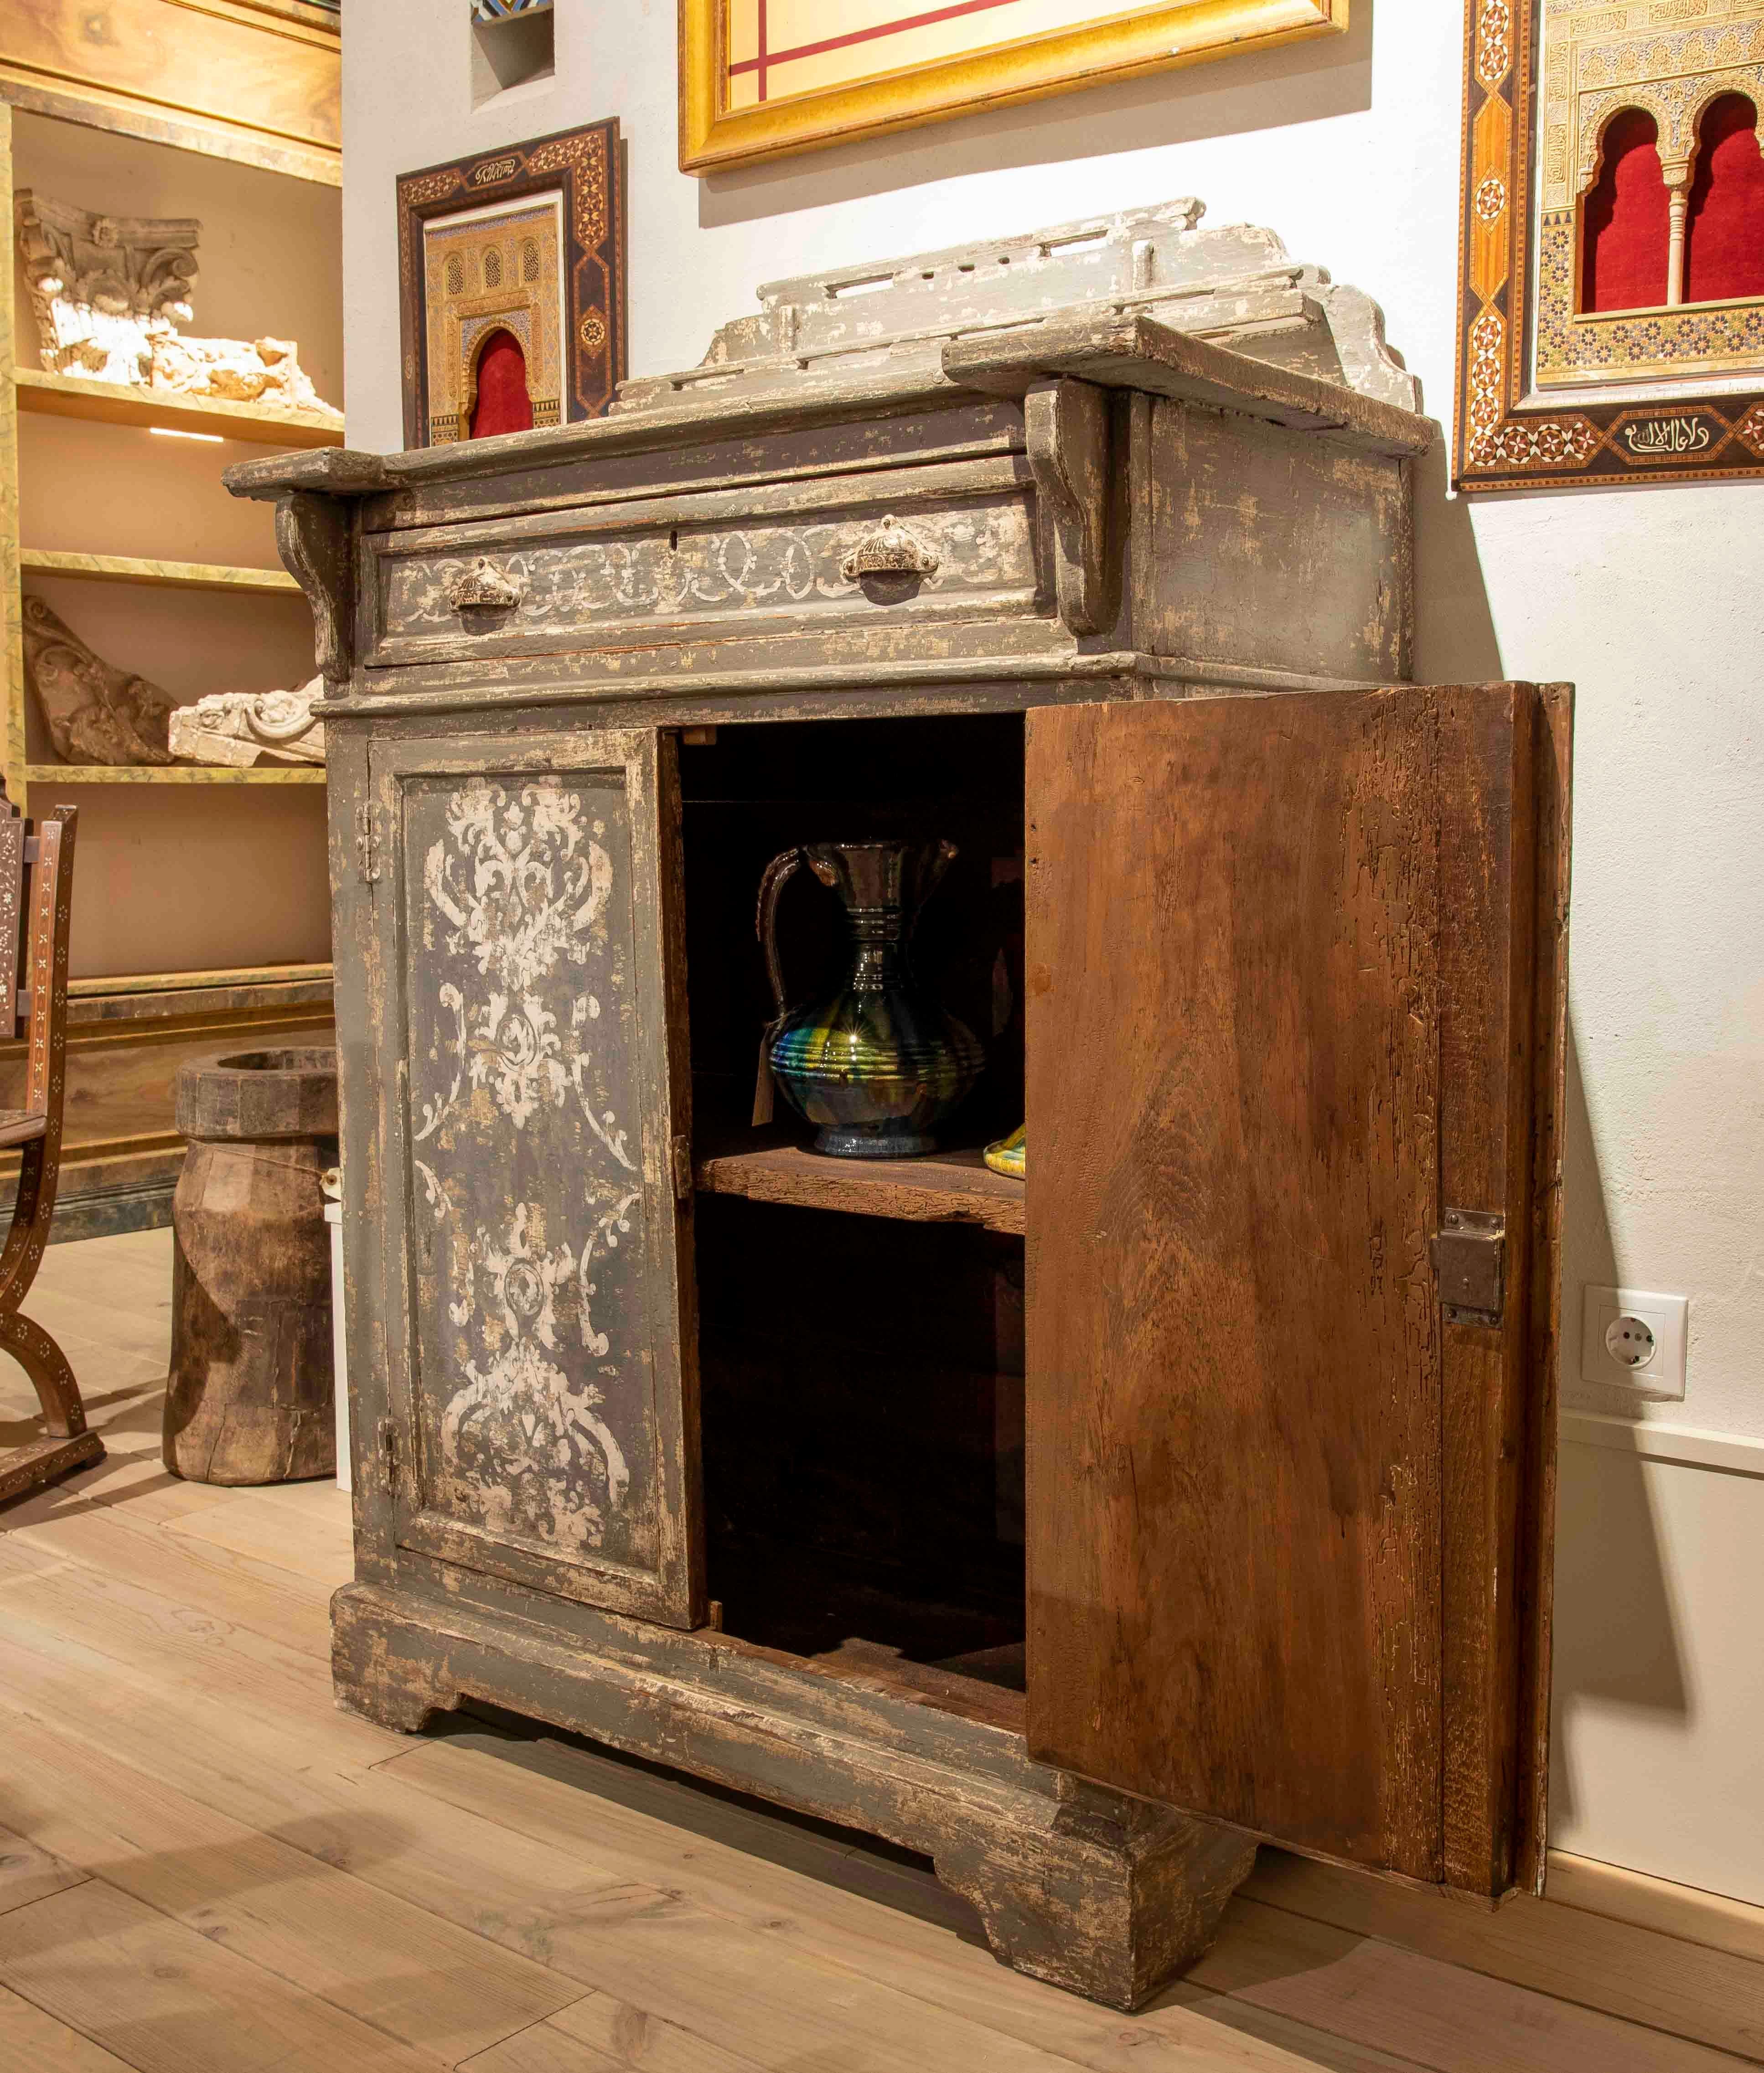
(840, 514, 939, 582)
(445, 557, 525, 612)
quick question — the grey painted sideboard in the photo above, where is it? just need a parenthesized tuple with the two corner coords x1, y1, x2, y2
(229, 204, 1571, 2009)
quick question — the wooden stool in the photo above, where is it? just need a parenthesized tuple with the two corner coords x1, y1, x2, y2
(0, 805, 102, 1506)
(162, 1046, 338, 1485)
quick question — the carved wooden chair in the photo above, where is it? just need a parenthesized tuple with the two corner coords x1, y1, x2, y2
(0, 805, 100, 1504)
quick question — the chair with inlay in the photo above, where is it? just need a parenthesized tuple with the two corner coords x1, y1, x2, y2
(0, 804, 99, 1504)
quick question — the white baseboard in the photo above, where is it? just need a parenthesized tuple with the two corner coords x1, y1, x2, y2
(1561, 1408, 1764, 1479)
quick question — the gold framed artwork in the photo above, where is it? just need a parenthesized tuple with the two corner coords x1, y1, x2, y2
(1455, 0, 1764, 492)
(678, 0, 1348, 172)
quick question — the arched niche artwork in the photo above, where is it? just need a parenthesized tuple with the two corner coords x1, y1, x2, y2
(1575, 88, 1764, 316)
(396, 119, 626, 448)
(1456, 0, 1764, 492)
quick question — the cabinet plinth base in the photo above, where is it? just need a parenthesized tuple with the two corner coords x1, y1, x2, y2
(331, 1580, 1256, 2010)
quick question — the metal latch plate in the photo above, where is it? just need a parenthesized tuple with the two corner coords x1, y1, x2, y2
(1433, 1208, 1505, 1327)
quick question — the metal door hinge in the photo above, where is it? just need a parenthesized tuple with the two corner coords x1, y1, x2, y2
(356, 801, 382, 883)
(1433, 1209, 1505, 1327)
(671, 1133, 694, 1200)
(377, 1416, 400, 1494)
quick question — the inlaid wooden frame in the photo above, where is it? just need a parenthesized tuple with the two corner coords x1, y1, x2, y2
(396, 119, 627, 451)
(1455, 0, 1764, 492)
(678, 0, 1347, 173)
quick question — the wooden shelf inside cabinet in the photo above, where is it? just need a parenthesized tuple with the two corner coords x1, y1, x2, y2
(695, 1135, 1025, 1236)
(14, 368, 343, 448)
(19, 549, 302, 595)
(26, 764, 326, 785)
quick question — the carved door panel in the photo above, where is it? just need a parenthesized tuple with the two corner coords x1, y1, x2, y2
(1024, 685, 1571, 1898)
(372, 726, 702, 1628)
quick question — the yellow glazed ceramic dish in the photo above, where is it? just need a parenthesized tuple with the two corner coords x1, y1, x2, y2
(984, 1126, 1025, 1179)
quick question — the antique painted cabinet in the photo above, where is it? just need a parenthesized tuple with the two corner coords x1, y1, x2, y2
(230, 202, 1571, 2010)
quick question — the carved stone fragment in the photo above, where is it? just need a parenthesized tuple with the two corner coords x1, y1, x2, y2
(20, 594, 176, 766)
(14, 191, 196, 383)
(15, 189, 341, 418)
(149, 333, 338, 417)
(168, 678, 326, 767)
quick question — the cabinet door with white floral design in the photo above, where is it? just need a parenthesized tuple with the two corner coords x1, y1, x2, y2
(370, 726, 702, 1627)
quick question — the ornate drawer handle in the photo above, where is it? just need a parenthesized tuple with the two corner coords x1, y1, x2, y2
(840, 514, 939, 582)
(446, 557, 525, 612)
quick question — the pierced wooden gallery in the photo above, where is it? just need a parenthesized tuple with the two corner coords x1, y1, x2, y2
(230, 205, 1571, 2009)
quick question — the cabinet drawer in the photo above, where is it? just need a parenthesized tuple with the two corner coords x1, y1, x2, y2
(368, 472, 1043, 667)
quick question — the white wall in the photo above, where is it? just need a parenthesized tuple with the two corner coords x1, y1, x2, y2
(1552, 1419, 1764, 1904)
(339, 1, 1764, 1901)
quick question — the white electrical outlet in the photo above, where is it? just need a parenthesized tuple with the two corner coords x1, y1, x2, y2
(1581, 1286, 1689, 1399)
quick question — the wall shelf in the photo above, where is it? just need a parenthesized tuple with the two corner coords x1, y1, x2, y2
(695, 1135, 1025, 1235)
(27, 763, 326, 785)
(0, 26, 341, 1238)
(70, 961, 332, 999)
(14, 367, 343, 448)
(20, 548, 302, 595)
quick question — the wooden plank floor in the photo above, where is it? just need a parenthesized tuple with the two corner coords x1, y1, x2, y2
(0, 1229, 1754, 2071)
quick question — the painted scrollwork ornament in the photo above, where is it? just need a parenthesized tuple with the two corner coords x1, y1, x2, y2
(438, 1202, 631, 1555)
(419, 778, 636, 1165)
(410, 772, 648, 1560)
(425, 778, 613, 995)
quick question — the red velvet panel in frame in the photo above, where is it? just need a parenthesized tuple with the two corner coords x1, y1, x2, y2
(470, 329, 535, 438)
(1581, 109, 1671, 315)
(1685, 93, 1764, 307)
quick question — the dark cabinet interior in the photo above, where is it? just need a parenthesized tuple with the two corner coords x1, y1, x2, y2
(696, 1200, 1027, 1698)
(680, 713, 1029, 1715)
(679, 713, 1027, 1148)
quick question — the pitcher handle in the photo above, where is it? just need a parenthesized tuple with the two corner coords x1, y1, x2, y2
(905, 838, 958, 945)
(753, 848, 807, 1127)
(755, 847, 805, 1023)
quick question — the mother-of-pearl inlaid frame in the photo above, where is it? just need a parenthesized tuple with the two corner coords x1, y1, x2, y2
(397, 118, 627, 450)
(1455, 0, 1764, 491)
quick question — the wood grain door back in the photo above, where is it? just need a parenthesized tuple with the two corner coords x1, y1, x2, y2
(1023, 685, 1563, 1894)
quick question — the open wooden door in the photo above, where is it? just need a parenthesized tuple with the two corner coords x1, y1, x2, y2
(1024, 684, 1570, 1897)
